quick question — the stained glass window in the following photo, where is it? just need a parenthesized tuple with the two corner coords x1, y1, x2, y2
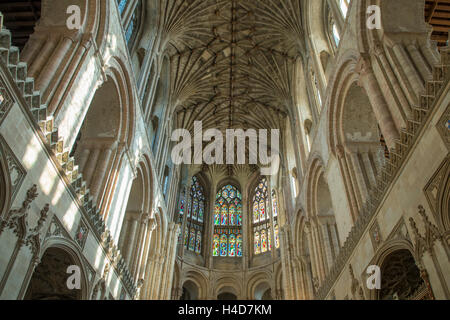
(252, 179, 280, 255)
(189, 228, 196, 251)
(213, 234, 220, 257)
(229, 235, 236, 257)
(237, 204, 242, 226)
(221, 205, 228, 226)
(274, 224, 280, 249)
(220, 235, 228, 257)
(213, 184, 242, 257)
(180, 176, 205, 254)
(195, 231, 202, 253)
(261, 230, 268, 253)
(117, 0, 128, 14)
(214, 205, 221, 225)
(254, 232, 261, 254)
(237, 235, 243, 257)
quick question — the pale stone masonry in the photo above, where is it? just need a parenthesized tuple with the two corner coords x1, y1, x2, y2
(0, 0, 448, 300)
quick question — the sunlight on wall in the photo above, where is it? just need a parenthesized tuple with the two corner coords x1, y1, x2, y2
(62, 201, 78, 233)
(107, 162, 133, 243)
(22, 139, 39, 170)
(59, 57, 99, 147)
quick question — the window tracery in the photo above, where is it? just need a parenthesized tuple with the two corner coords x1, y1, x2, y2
(213, 185, 243, 257)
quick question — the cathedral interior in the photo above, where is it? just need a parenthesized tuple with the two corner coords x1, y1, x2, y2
(0, 0, 449, 300)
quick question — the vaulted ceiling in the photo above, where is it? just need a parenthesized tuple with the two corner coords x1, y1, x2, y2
(156, 0, 306, 133)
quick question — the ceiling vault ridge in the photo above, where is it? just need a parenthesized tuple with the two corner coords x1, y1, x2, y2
(154, 0, 303, 132)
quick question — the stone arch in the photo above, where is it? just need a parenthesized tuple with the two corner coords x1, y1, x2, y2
(274, 263, 284, 300)
(181, 279, 200, 300)
(215, 276, 241, 300)
(437, 160, 450, 233)
(247, 271, 272, 300)
(305, 156, 340, 285)
(118, 155, 153, 278)
(340, 82, 386, 209)
(293, 211, 315, 300)
(327, 51, 391, 221)
(0, 144, 11, 218)
(24, 240, 89, 300)
(72, 58, 135, 208)
(182, 270, 208, 300)
(370, 241, 430, 300)
(305, 0, 334, 77)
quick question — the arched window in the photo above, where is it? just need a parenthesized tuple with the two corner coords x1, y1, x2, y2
(332, 23, 340, 47)
(117, 0, 128, 15)
(213, 184, 242, 257)
(252, 178, 279, 255)
(327, 2, 343, 50)
(271, 190, 280, 249)
(181, 176, 205, 254)
(338, 0, 350, 18)
(124, 0, 142, 49)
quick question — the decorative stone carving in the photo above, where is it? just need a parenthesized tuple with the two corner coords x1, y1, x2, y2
(424, 156, 449, 231)
(0, 77, 13, 125)
(45, 216, 64, 240)
(370, 221, 382, 250)
(75, 219, 89, 249)
(0, 185, 38, 237)
(409, 205, 443, 259)
(25, 204, 50, 263)
(0, 136, 26, 203)
(436, 104, 450, 150)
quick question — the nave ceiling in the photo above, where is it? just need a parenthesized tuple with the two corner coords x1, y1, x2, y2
(154, 0, 306, 133)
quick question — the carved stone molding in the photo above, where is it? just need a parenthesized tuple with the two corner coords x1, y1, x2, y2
(409, 206, 443, 259)
(424, 156, 450, 231)
(436, 104, 450, 150)
(25, 204, 50, 263)
(0, 135, 26, 204)
(0, 76, 13, 125)
(45, 216, 65, 240)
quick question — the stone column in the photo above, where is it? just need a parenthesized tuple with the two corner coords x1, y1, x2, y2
(336, 145, 359, 221)
(372, 45, 412, 124)
(305, 222, 320, 283)
(346, 149, 369, 203)
(83, 147, 100, 185)
(406, 43, 431, 82)
(319, 219, 333, 272)
(90, 142, 116, 201)
(361, 149, 377, 188)
(28, 35, 58, 79)
(358, 58, 400, 149)
(37, 36, 74, 100)
(392, 43, 425, 100)
(124, 212, 140, 265)
(78, 148, 91, 172)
